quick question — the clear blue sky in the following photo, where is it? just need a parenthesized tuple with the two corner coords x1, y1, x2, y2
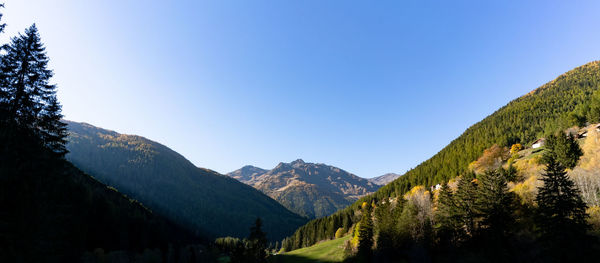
(4, 1, 600, 178)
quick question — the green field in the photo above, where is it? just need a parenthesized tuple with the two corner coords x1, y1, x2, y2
(270, 235, 351, 263)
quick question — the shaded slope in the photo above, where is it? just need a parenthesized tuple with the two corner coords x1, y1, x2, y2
(65, 121, 307, 241)
(0, 134, 201, 262)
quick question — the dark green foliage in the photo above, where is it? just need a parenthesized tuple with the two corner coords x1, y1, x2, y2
(374, 200, 403, 259)
(219, 219, 268, 263)
(434, 183, 461, 246)
(536, 136, 590, 261)
(0, 12, 212, 262)
(274, 182, 350, 219)
(501, 163, 518, 182)
(0, 117, 203, 262)
(454, 172, 479, 237)
(247, 218, 268, 263)
(282, 61, 600, 251)
(66, 121, 307, 241)
(357, 205, 373, 261)
(543, 133, 583, 169)
(215, 236, 244, 252)
(476, 170, 515, 240)
(585, 90, 600, 124)
(0, 24, 66, 156)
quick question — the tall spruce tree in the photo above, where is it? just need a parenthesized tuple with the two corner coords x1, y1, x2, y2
(247, 218, 267, 263)
(454, 172, 479, 237)
(0, 24, 66, 156)
(357, 203, 374, 261)
(435, 182, 461, 246)
(476, 170, 514, 239)
(536, 134, 589, 261)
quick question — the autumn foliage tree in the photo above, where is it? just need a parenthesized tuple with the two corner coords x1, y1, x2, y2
(469, 144, 510, 173)
(510, 143, 523, 155)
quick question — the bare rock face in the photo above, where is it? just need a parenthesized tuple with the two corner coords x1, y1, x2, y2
(369, 173, 402, 186)
(227, 159, 380, 218)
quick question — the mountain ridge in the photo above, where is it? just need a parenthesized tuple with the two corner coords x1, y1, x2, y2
(65, 120, 307, 241)
(368, 173, 402, 185)
(227, 159, 379, 218)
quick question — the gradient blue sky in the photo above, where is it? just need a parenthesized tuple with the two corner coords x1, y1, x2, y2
(4, 1, 600, 178)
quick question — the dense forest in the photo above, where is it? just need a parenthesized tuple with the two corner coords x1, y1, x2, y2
(281, 61, 600, 255)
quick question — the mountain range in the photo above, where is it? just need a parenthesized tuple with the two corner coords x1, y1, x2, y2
(227, 160, 380, 218)
(65, 121, 307, 241)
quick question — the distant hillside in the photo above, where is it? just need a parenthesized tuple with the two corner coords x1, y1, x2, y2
(369, 173, 401, 186)
(283, 61, 600, 250)
(65, 121, 307, 241)
(228, 159, 379, 218)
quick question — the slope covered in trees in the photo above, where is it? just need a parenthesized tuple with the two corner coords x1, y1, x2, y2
(282, 61, 600, 251)
(66, 121, 307, 241)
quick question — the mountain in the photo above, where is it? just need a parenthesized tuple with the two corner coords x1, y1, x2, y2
(1, 132, 203, 262)
(282, 61, 600, 250)
(227, 159, 379, 218)
(228, 165, 269, 184)
(368, 173, 401, 186)
(65, 121, 307, 241)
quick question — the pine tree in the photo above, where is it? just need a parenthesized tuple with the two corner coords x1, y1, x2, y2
(435, 182, 461, 245)
(543, 133, 583, 169)
(247, 218, 267, 263)
(0, 3, 7, 119)
(454, 172, 479, 237)
(476, 170, 514, 239)
(357, 203, 374, 261)
(0, 24, 67, 156)
(536, 135, 589, 261)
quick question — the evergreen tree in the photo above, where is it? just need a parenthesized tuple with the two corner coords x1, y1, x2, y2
(357, 203, 374, 261)
(543, 133, 583, 169)
(501, 163, 518, 182)
(454, 172, 479, 237)
(0, 24, 67, 156)
(476, 170, 514, 240)
(247, 218, 267, 263)
(536, 136, 589, 261)
(374, 200, 403, 259)
(435, 182, 461, 246)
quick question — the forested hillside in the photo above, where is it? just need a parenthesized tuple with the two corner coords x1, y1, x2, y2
(282, 61, 600, 253)
(66, 121, 307, 241)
